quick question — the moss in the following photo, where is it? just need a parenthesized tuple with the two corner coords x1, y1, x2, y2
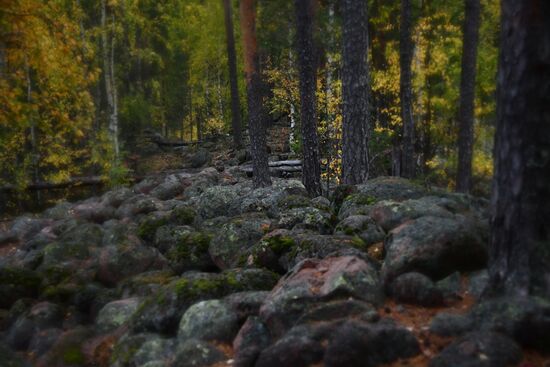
(347, 193, 377, 206)
(166, 232, 211, 263)
(277, 195, 311, 210)
(266, 235, 296, 255)
(137, 217, 168, 242)
(63, 345, 85, 365)
(171, 205, 196, 225)
(0, 267, 41, 289)
(350, 236, 368, 250)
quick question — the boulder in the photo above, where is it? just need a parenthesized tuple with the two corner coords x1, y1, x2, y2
(150, 175, 185, 200)
(189, 148, 211, 168)
(110, 333, 173, 367)
(429, 331, 522, 367)
(388, 272, 444, 307)
(233, 316, 271, 367)
(277, 206, 333, 234)
(177, 300, 239, 343)
(430, 313, 474, 337)
(95, 298, 142, 333)
(208, 213, 272, 270)
(381, 215, 488, 284)
(194, 186, 241, 220)
(7, 302, 63, 350)
(173, 339, 226, 367)
(260, 256, 383, 337)
(131, 269, 278, 335)
(72, 200, 115, 223)
(0, 343, 29, 367)
(334, 215, 385, 245)
(0, 267, 41, 309)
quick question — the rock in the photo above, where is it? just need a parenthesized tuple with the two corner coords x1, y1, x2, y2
(338, 193, 378, 220)
(154, 226, 214, 274)
(95, 298, 142, 333)
(277, 206, 332, 234)
(178, 300, 239, 343)
(323, 319, 420, 367)
(260, 256, 382, 337)
(469, 296, 550, 352)
(0, 343, 29, 367)
(224, 291, 269, 322)
(436, 271, 462, 301)
(72, 200, 115, 223)
(467, 269, 489, 298)
(194, 186, 241, 220)
(137, 212, 171, 244)
(131, 269, 278, 335)
(173, 339, 226, 367)
(381, 215, 488, 284)
(118, 270, 176, 298)
(235, 179, 307, 217)
(101, 187, 134, 208)
(247, 229, 371, 273)
(110, 333, 170, 367)
(356, 176, 427, 202)
(388, 272, 444, 307)
(429, 331, 522, 367)
(295, 299, 379, 325)
(36, 327, 93, 367)
(132, 337, 176, 366)
(334, 215, 385, 246)
(254, 325, 325, 367)
(28, 328, 63, 358)
(430, 313, 474, 337)
(233, 317, 271, 367)
(189, 148, 211, 168)
(0, 267, 41, 309)
(7, 302, 63, 350)
(330, 184, 358, 212)
(150, 175, 185, 200)
(44, 202, 73, 220)
(276, 194, 311, 211)
(115, 195, 163, 219)
(367, 196, 455, 232)
(10, 217, 51, 242)
(97, 229, 168, 287)
(208, 213, 272, 270)
(311, 196, 331, 211)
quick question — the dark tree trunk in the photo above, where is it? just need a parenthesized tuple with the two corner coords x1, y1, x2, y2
(239, 0, 271, 188)
(456, 0, 481, 193)
(223, 0, 242, 148)
(294, 0, 321, 196)
(488, 0, 550, 297)
(341, 0, 370, 185)
(400, 0, 415, 179)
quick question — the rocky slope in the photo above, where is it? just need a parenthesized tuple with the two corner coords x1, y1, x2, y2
(0, 167, 548, 367)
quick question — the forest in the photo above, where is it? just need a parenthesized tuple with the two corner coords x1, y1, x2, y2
(1, 0, 499, 196)
(0, 0, 549, 367)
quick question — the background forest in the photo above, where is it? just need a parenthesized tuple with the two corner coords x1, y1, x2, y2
(0, 0, 499, 194)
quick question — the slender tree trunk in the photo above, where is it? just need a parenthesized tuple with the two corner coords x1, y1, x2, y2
(456, 0, 481, 193)
(223, 0, 242, 148)
(239, 0, 271, 187)
(288, 29, 297, 153)
(101, 0, 119, 160)
(421, 0, 434, 176)
(488, 0, 550, 297)
(400, 0, 415, 178)
(341, 0, 370, 185)
(294, 0, 321, 196)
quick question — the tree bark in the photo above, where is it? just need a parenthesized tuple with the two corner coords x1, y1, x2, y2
(341, 0, 370, 185)
(294, 0, 321, 196)
(456, 0, 481, 193)
(488, 0, 550, 297)
(400, 0, 415, 179)
(101, 0, 119, 160)
(239, 0, 271, 187)
(223, 0, 243, 148)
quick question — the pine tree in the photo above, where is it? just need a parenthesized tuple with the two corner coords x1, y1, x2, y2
(456, 0, 481, 193)
(239, 0, 271, 187)
(294, 0, 321, 196)
(400, 0, 415, 178)
(489, 0, 550, 297)
(341, 0, 370, 185)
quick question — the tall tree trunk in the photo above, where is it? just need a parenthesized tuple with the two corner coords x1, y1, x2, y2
(400, 0, 415, 178)
(294, 0, 321, 196)
(101, 0, 119, 160)
(223, 0, 242, 148)
(341, 0, 370, 185)
(489, 0, 550, 297)
(456, 0, 481, 193)
(239, 0, 271, 187)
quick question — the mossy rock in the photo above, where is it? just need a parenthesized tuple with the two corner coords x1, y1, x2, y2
(170, 205, 196, 226)
(130, 269, 278, 335)
(137, 214, 169, 243)
(165, 231, 214, 274)
(276, 195, 312, 211)
(0, 267, 41, 309)
(38, 327, 92, 367)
